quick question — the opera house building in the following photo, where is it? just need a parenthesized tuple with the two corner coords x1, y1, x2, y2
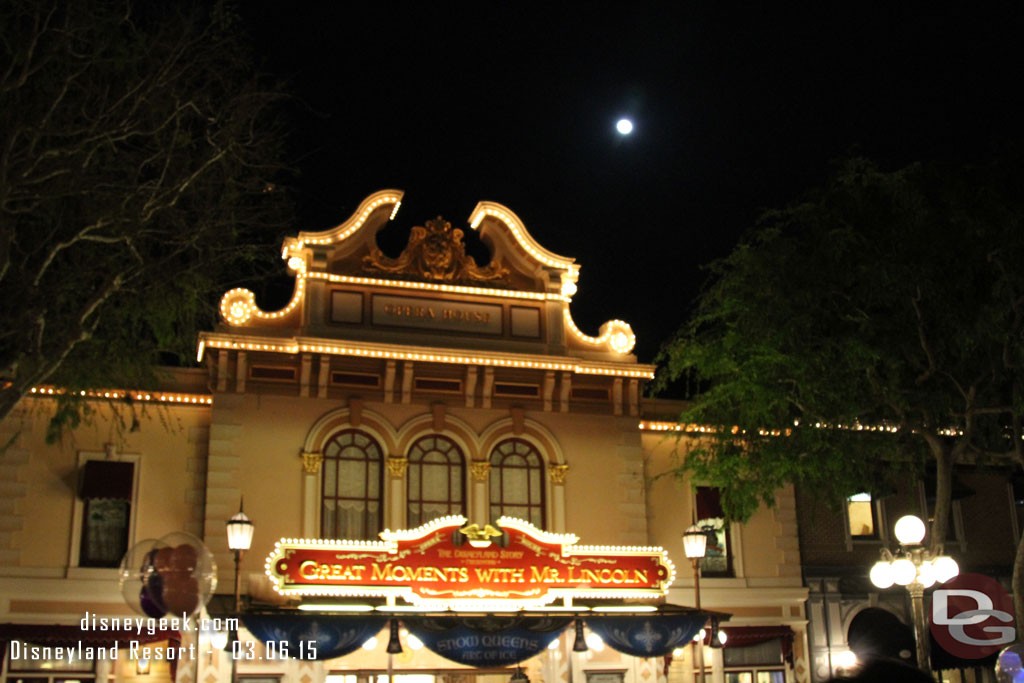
(0, 192, 809, 683)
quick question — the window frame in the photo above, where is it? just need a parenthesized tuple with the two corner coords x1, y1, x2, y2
(406, 435, 466, 527)
(320, 429, 385, 540)
(488, 438, 546, 528)
(68, 451, 140, 575)
(845, 492, 880, 541)
(695, 486, 734, 577)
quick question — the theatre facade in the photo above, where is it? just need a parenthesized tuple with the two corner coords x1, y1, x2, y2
(0, 192, 809, 683)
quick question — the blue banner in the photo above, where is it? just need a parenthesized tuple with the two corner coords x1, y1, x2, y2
(406, 616, 570, 666)
(586, 614, 708, 657)
(242, 614, 388, 661)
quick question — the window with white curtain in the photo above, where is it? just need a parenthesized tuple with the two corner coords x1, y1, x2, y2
(321, 430, 383, 539)
(488, 439, 545, 528)
(407, 435, 465, 527)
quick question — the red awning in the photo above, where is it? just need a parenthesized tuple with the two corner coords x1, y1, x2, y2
(79, 461, 133, 500)
(720, 625, 794, 648)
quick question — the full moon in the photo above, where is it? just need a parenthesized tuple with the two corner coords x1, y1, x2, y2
(616, 118, 633, 135)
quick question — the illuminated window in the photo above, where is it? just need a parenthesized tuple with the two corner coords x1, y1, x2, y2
(488, 439, 545, 528)
(407, 435, 465, 527)
(847, 492, 876, 538)
(321, 430, 383, 539)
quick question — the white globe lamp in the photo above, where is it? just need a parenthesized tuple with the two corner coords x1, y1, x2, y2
(933, 555, 960, 583)
(869, 561, 895, 589)
(891, 558, 917, 586)
(894, 515, 926, 545)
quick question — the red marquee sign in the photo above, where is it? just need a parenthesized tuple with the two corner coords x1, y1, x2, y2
(265, 516, 675, 607)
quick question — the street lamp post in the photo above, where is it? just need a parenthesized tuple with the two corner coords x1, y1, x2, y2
(225, 499, 255, 613)
(868, 514, 959, 675)
(683, 526, 709, 683)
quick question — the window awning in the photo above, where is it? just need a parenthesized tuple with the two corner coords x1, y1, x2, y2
(79, 461, 133, 500)
(718, 624, 794, 649)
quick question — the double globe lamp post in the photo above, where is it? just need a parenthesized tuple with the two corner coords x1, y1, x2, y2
(868, 514, 959, 674)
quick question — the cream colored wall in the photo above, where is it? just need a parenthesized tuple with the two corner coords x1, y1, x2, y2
(643, 431, 810, 682)
(208, 394, 645, 557)
(643, 431, 802, 581)
(1, 398, 209, 570)
(202, 391, 647, 599)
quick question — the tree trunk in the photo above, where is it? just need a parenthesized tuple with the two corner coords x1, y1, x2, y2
(929, 444, 952, 554)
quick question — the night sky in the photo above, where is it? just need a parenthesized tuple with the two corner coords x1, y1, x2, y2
(240, 3, 1024, 363)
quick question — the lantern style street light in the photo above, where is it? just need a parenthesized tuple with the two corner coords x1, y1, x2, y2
(683, 526, 709, 683)
(868, 514, 959, 674)
(226, 499, 255, 612)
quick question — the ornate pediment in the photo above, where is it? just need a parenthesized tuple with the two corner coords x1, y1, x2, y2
(210, 192, 644, 360)
(362, 216, 510, 286)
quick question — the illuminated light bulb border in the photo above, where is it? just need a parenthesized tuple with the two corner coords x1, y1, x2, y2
(261, 580, 673, 604)
(264, 525, 676, 602)
(281, 191, 404, 254)
(638, 421, 705, 433)
(218, 272, 572, 328)
(640, 419, 976, 439)
(198, 333, 656, 379)
(306, 272, 570, 303)
(467, 202, 576, 271)
(495, 516, 580, 546)
(563, 309, 637, 355)
(28, 386, 212, 406)
(380, 515, 468, 541)
(219, 277, 307, 326)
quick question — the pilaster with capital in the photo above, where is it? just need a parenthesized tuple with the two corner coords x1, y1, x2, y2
(387, 456, 408, 530)
(301, 451, 323, 475)
(470, 461, 491, 482)
(548, 463, 568, 533)
(300, 451, 323, 537)
(387, 456, 409, 478)
(548, 463, 569, 485)
(470, 460, 490, 524)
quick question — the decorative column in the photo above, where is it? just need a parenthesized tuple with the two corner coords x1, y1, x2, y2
(300, 451, 322, 537)
(470, 460, 491, 523)
(387, 456, 408, 529)
(548, 463, 569, 532)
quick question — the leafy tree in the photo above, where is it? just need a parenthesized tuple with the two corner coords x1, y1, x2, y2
(657, 157, 1024, 619)
(0, 0, 291, 430)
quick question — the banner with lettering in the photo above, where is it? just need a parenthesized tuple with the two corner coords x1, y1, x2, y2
(404, 616, 570, 666)
(265, 516, 674, 609)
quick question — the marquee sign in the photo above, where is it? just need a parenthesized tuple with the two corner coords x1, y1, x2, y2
(265, 516, 675, 608)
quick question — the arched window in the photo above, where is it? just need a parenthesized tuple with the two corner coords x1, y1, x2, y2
(321, 430, 383, 539)
(407, 435, 465, 527)
(489, 438, 545, 528)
